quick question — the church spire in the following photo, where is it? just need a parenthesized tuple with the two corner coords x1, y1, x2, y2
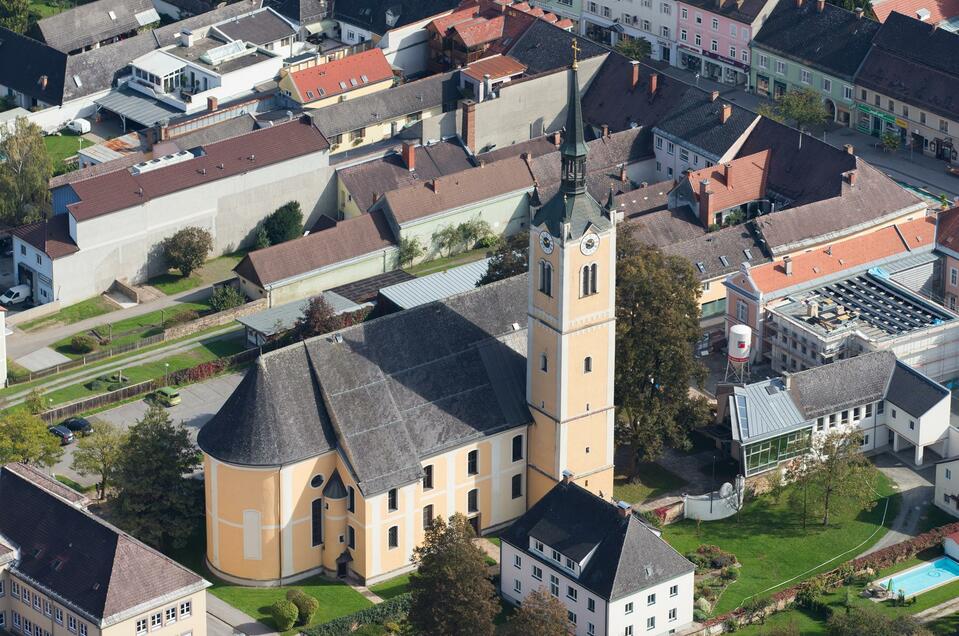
(560, 40, 587, 196)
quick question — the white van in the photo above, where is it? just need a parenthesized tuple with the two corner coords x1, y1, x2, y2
(67, 119, 91, 134)
(0, 284, 31, 306)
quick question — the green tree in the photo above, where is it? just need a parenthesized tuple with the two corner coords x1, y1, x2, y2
(760, 88, 828, 131)
(162, 226, 213, 278)
(263, 201, 303, 245)
(477, 231, 528, 286)
(285, 590, 319, 626)
(0, 117, 52, 226)
(113, 404, 202, 549)
(25, 387, 47, 414)
(615, 37, 652, 61)
(504, 588, 571, 636)
(295, 295, 342, 339)
(432, 224, 461, 258)
(784, 455, 815, 530)
(398, 236, 425, 268)
(408, 514, 498, 636)
(826, 605, 928, 635)
(0, 0, 30, 34)
(457, 217, 492, 250)
(0, 409, 63, 466)
(71, 420, 126, 499)
(881, 132, 901, 153)
(807, 429, 875, 525)
(615, 227, 708, 472)
(253, 225, 270, 250)
(209, 285, 247, 312)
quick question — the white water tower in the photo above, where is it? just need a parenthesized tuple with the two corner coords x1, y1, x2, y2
(725, 324, 752, 382)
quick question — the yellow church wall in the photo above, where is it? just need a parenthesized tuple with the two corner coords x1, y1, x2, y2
(564, 410, 613, 477)
(563, 323, 613, 418)
(562, 232, 616, 326)
(529, 320, 559, 416)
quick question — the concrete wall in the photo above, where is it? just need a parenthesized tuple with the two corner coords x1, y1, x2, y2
(377, 16, 435, 76)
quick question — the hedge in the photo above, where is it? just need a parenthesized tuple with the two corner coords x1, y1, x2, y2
(304, 594, 411, 636)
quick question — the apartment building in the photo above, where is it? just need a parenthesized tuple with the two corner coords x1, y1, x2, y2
(580, 0, 679, 62)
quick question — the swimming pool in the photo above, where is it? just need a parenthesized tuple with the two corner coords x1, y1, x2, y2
(875, 557, 959, 598)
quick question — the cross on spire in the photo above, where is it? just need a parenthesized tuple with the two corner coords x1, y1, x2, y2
(571, 39, 580, 69)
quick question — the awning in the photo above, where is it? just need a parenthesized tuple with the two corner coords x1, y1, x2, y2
(94, 87, 181, 128)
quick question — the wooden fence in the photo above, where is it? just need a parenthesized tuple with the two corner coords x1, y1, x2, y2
(12, 334, 165, 384)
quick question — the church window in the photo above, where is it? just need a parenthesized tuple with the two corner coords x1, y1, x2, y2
(581, 264, 598, 296)
(584, 356, 592, 373)
(539, 260, 553, 296)
(311, 499, 322, 546)
(540, 353, 548, 373)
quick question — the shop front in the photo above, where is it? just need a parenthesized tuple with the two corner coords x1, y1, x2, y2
(584, 19, 615, 45)
(678, 43, 703, 74)
(701, 49, 749, 86)
(856, 103, 906, 140)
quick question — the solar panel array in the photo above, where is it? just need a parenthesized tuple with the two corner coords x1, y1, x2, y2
(816, 274, 950, 336)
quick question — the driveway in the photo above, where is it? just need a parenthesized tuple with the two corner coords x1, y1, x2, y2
(859, 451, 936, 556)
(51, 372, 245, 487)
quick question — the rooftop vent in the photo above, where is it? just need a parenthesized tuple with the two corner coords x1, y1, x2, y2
(108, 10, 116, 20)
(916, 7, 931, 20)
(130, 151, 193, 175)
(201, 39, 249, 65)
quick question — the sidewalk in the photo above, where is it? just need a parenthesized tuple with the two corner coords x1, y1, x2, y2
(206, 593, 278, 636)
(7, 285, 215, 361)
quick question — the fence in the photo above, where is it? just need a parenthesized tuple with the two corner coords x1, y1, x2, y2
(12, 334, 166, 384)
(684, 476, 746, 522)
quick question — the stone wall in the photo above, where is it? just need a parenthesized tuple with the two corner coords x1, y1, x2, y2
(163, 298, 267, 339)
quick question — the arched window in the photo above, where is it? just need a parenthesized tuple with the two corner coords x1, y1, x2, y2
(582, 263, 598, 296)
(539, 260, 553, 296)
(581, 265, 590, 297)
(540, 353, 548, 372)
(311, 499, 322, 546)
(584, 356, 592, 373)
(590, 263, 598, 295)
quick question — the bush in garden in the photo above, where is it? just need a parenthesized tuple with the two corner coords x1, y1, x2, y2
(209, 285, 246, 312)
(71, 334, 97, 353)
(285, 589, 319, 625)
(269, 600, 298, 631)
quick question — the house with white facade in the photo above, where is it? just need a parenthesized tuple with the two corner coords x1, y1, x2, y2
(935, 458, 959, 520)
(720, 350, 954, 477)
(580, 0, 680, 63)
(500, 477, 695, 636)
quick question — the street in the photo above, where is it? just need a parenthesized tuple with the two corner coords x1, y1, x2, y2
(52, 372, 245, 487)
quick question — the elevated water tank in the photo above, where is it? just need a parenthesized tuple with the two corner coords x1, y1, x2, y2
(728, 324, 752, 364)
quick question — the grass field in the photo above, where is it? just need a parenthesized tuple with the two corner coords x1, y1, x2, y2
(149, 252, 248, 295)
(19, 295, 117, 332)
(613, 462, 688, 505)
(662, 469, 898, 616)
(404, 248, 488, 277)
(43, 132, 87, 173)
(369, 573, 411, 600)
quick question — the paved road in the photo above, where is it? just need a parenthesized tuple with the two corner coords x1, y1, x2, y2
(52, 372, 245, 487)
(859, 451, 936, 557)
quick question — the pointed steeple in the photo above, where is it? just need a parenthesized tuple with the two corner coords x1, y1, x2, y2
(560, 40, 587, 161)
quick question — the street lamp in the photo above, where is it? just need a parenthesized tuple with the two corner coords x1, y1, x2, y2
(164, 362, 169, 386)
(695, 72, 700, 88)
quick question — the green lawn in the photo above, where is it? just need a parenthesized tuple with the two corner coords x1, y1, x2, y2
(369, 573, 411, 600)
(405, 248, 489, 277)
(149, 251, 248, 295)
(19, 295, 117, 332)
(661, 470, 898, 616)
(927, 612, 959, 635)
(43, 132, 87, 173)
(613, 462, 688, 505)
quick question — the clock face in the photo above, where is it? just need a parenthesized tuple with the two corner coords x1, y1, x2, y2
(539, 231, 554, 254)
(581, 233, 600, 256)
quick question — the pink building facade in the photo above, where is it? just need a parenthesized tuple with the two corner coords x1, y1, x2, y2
(676, 0, 780, 86)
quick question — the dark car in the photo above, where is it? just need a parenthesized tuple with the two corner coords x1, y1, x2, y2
(48, 425, 75, 445)
(62, 416, 93, 436)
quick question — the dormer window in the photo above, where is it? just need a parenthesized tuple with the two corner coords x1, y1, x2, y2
(534, 540, 544, 553)
(552, 549, 561, 562)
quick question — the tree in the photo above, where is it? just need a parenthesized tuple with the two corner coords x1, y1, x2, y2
(113, 404, 202, 549)
(0, 117, 52, 226)
(209, 285, 246, 312)
(25, 387, 47, 414)
(615, 37, 652, 61)
(740, 596, 770, 625)
(760, 88, 828, 131)
(881, 132, 901, 153)
(71, 420, 126, 499)
(0, 0, 30, 32)
(477, 231, 528, 286)
(504, 588, 571, 636)
(253, 225, 270, 250)
(614, 227, 708, 471)
(398, 236, 425, 268)
(457, 217, 492, 250)
(295, 295, 342, 339)
(806, 430, 875, 526)
(432, 224, 461, 258)
(0, 410, 63, 466)
(827, 605, 929, 636)
(162, 227, 213, 278)
(263, 201, 303, 245)
(408, 514, 498, 636)
(784, 455, 815, 531)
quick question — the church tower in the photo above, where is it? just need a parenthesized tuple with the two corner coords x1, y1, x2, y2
(526, 44, 617, 505)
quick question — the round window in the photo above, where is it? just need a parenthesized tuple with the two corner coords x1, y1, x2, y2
(310, 474, 324, 488)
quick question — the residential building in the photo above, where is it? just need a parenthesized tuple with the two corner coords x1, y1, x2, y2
(935, 457, 959, 519)
(278, 48, 394, 108)
(211, 7, 298, 52)
(12, 116, 332, 307)
(29, 0, 160, 55)
(500, 478, 695, 636)
(269, 0, 327, 33)
(0, 463, 209, 636)
(426, 6, 509, 71)
(750, 0, 879, 126)
(579, 0, 679, 62)
(236, 291, 369, 345)
(529, 0, 583, 24)
(199, 61, 619, 585)
(676, 0, 782, 86)
(719, 351, 953, 475)
(330, 0, 462, 45)
(668, 150, 771, 228)
(871, 0, 959, 32)
(854, 12, 959, 161)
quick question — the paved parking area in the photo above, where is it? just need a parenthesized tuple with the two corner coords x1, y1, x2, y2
(16, 346, 72, 372)
(51, 372, 245, 487)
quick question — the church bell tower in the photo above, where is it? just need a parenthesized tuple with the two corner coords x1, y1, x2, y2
(525, 43, 617, 505)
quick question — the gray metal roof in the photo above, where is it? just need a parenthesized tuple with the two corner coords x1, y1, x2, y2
(378, 258, 490, 310)
(237, 291, 367, 337)
(94, 86, 183, 127)
(731, 378, 807, 443)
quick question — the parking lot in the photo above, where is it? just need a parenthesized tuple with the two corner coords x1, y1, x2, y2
(51, 372, 246, 487)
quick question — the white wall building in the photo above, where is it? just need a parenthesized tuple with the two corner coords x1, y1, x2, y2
(580, 0, 680, 63)
(934, 455, 959, 520)
(500, 478, 695, 636)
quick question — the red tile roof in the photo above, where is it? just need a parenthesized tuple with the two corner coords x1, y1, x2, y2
(936, 206, 959, 252)
(12, 214, 79, 260)
(429, 6, 481, 33)
(452, 15, 505, 47)
(688, 150, 771, 213)
(748, 216, 935, 294)
(66, 117, 328, 222)
(873, 0, 959, 25)
(462, 54, 527, 80)
(234, 210, 397, 287)
(555, 18, 575, 29)
(288, 48, 393, 103)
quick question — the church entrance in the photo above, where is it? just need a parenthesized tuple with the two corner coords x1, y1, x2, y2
(469, 515, 480, 536)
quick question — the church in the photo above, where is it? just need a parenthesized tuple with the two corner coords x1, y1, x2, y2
(196, 55, 619, 586)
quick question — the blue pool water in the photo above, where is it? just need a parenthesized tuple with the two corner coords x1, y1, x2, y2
(877, 557, 959, 597)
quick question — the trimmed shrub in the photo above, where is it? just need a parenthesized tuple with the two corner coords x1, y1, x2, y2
(71, 334, 97, 354)
(209, 285, 247, 312)
(304, 594, 411, 636)
(693, 608, 708, 622)
(269, 600, 298, 632)
(721, 567, 739, 581)
(285, 589, 319, 626)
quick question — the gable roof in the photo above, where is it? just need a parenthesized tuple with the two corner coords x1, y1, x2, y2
(886, 359, 951, 418)
(270, 0, 326, 24)
(11, 214, 79, 260)
(451, 14, 505, 47)
(663, 225, 770, 281)
(33, 0, 158, 53)
(751, 1, 880, 80)
(936, 206, 959, 254)
(871, 10, 959, 77)
(506, 18, 607, 75)
(288, 48, 393, 102)
(199, 274, 531, 495)
(333, 0, 462, 35)
(213, 8, 296, 45)
(678, 0, 777, 23)
(653, 86, 758, 159)
(872, 0, 959, 26)
(0, 27, 69, 105)
(786, 351, 898, 420)
(687, 150, 771, 212)
(382, 155, 535, 225)
(0, 464, 207, 625)
(503, 481, 694, 601)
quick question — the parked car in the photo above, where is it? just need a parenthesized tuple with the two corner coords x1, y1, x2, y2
(48, 425, 75, 445)
(155, 387, 181, 407)
(66, 118, 91, 134)
(0, 284, 31, 306)
(61, 416, 93, 436)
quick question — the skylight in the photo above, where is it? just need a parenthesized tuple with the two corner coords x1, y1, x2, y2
(719, 255, 730, 267)
(339, 81, 347, 90)
(108, 10, 116, 20)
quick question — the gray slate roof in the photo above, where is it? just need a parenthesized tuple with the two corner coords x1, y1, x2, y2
(653, 86, 757, 160)
(786, 351, 898, 420)
(503, 481, 694, 601)
(213, 8, 295, 45)
(199, 275, 532, 496)
(885, 361, 950, 419)
(507, 19, 607, 75)
(661, 225, 769, 281)
(34, 0, 158, 53)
